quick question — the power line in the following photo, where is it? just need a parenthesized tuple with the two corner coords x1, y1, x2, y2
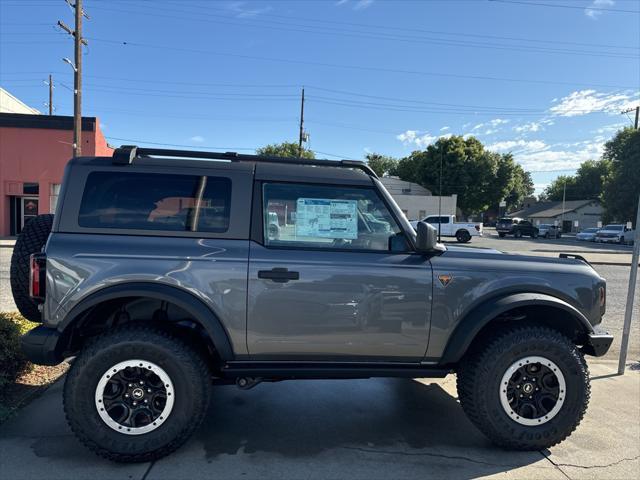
(86, 3, 639, 59)
(490, 0, 640, 14)
(84, 36, 638, 89)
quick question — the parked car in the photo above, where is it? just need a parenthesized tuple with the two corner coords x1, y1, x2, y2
(538, 224, 562, 239)
(622, 228, 636, 246)
(576, 227, 599, 242)
(595, 224, 629, 244)
(409, 215, 482, 243)
(11, 146, 611, 462)
(496, 217, 539, 238)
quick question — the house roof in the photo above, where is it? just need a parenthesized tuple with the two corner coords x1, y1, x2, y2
(509, 200, 597, 219)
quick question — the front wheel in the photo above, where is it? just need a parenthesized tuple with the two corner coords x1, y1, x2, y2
(457, 326, 589, 450)
(64, 325, 211, 462)
(514, 230, 522, 238)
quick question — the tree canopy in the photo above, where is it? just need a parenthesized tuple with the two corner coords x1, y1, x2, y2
(365, 153, 398, 176)
(392, 136, 533, 214)
(601, 127, 640, 224)
(256, 141, 315, 159)
(541, 159, 611, 202)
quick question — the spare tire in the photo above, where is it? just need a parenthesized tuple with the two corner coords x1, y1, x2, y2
(10, 214, 54, 322)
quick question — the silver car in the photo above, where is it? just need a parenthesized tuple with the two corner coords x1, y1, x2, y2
(576, 227, 599, 242)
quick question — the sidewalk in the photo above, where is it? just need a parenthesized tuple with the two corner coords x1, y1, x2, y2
(1, 360, 637, 480)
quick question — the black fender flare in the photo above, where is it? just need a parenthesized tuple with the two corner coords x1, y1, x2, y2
(439, 292, 594, 365)
(58, 282, 235, 361)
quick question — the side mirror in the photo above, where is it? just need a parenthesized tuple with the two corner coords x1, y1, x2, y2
(415, 221, 438, 252)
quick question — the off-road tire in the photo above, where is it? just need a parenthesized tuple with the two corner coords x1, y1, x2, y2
(10, 213, 54, 321)
(456, 230, 471, 243)
(531, 231, 538, 239)
(64, 325, 211, 463)
(456, 326, 590, 450)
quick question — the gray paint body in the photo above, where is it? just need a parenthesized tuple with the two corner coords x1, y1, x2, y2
(41, 156, 607, 363)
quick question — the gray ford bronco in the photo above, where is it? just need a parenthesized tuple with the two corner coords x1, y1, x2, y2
(11, 146, 613, 462)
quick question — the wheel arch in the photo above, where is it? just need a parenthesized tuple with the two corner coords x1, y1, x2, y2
(57, 282, 235, 361)
(439, 292, 594, 366)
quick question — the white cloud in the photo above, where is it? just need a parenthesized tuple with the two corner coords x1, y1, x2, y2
(396, 130, 436, 148)
(439, 133, 453, 140)
(440, 126, 450, 132)
(227, 1, 272, 18)
(189, 135, 205, 143)
(593, 122, 627, 134)
(471, 118, 509, 134)
(515, 140, 605, 172)
(488, 139, 548, 153)
(336, 0, 374, 9)
(550, 89, 639, 117)
(513, 118, 554, 133)
(585, 0, 614, 19)
(354, 0, 374, 10)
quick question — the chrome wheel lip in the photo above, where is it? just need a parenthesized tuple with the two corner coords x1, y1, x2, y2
(95, 359, 175, 436)
(499, 355, 566, 427)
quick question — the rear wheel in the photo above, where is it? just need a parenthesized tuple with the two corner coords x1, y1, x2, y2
(514, 230, 523, 238)
(10, 214, 54, 321)
(531, 230, 538, 239)
(64, 325, 211, 462)
(457, 326, 589, 450)
(456, 229, 472, 243)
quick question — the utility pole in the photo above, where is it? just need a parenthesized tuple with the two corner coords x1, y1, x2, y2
(298, 88, 305, 157)
(618, 105, 640, 375)
(58, 0, 88, 157)
(438, 149, 443, 242)
(560, 180, 566, 233)
(622, 106, 639, 129)
(45, 74, 54, 115)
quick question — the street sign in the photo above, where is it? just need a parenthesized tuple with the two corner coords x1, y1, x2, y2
(627, 221, 633, 229)
(499, 200, 506, 207)
(574, 220, 579, 227)
(597, 221, 602, 228)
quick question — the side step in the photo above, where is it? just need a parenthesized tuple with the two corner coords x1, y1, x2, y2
(220, 361, 450, 380)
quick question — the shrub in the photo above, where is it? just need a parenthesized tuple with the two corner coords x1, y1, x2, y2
(0, 312, 37, 390)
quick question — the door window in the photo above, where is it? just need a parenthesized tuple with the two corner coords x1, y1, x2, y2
(262, 183, 401, 251)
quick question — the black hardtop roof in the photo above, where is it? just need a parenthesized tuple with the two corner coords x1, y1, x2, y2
(70, 145, 376, 185)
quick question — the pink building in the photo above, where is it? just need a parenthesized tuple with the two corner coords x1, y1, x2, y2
(0, 113, 113, 236)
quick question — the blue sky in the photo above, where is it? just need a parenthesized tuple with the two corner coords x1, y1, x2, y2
(1, 0, 639, 195)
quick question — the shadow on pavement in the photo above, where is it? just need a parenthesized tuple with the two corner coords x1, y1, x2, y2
(190, 378, 543, 478)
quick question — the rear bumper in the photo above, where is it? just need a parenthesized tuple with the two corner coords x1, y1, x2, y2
(581, 326, 613, 357)
(21, 325, 63, 365)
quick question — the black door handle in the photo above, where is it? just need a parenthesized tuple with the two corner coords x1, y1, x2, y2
(258, 268, 300, 283)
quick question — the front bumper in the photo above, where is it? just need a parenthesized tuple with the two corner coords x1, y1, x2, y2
(21, 325, 64, 365)
(581, 326, 614, 357)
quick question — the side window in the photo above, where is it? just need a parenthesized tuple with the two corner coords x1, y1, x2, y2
(440, 216, 450, 224)
(520, 221, 531, 227)
(262, 183, 402, 252)
(79, 172, 231, 232)
(425, 216, 438, 224)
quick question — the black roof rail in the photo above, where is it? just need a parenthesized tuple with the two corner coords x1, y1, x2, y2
(111, 146, 378, 178)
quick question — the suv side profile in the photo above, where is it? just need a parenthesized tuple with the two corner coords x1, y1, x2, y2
(497, 217, 539, 238)
(12, 147, 612, 463)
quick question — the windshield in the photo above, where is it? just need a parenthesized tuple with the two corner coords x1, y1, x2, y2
(539, 224, 552, 228)
(498, 218, 513, 224)
(604, 225, 623, 231)
(583, 228, 599, 233)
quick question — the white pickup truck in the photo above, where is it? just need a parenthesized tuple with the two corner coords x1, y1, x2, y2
(410, 215, 482, 243)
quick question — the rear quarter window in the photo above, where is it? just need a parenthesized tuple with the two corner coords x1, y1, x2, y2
(78, 171, 231, 232)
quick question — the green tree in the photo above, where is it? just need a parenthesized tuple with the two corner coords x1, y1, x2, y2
(602, 127, 640, 225)
(394, 135, 516, 214)
(365, 153, 398, 176)
(541, 160, 610, 201)
(256, 141, 315, 159)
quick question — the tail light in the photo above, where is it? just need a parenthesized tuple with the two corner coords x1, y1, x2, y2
(475, 225, 480, 231)
(29, 253, 47, 301)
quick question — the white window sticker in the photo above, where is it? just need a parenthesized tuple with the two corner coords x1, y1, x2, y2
(296, 198, 358, 239)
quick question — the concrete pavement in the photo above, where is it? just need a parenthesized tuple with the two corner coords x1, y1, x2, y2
(1, 360, 638, 480)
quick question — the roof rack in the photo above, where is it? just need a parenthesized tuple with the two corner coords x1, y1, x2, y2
(111, 145, 378, 178)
